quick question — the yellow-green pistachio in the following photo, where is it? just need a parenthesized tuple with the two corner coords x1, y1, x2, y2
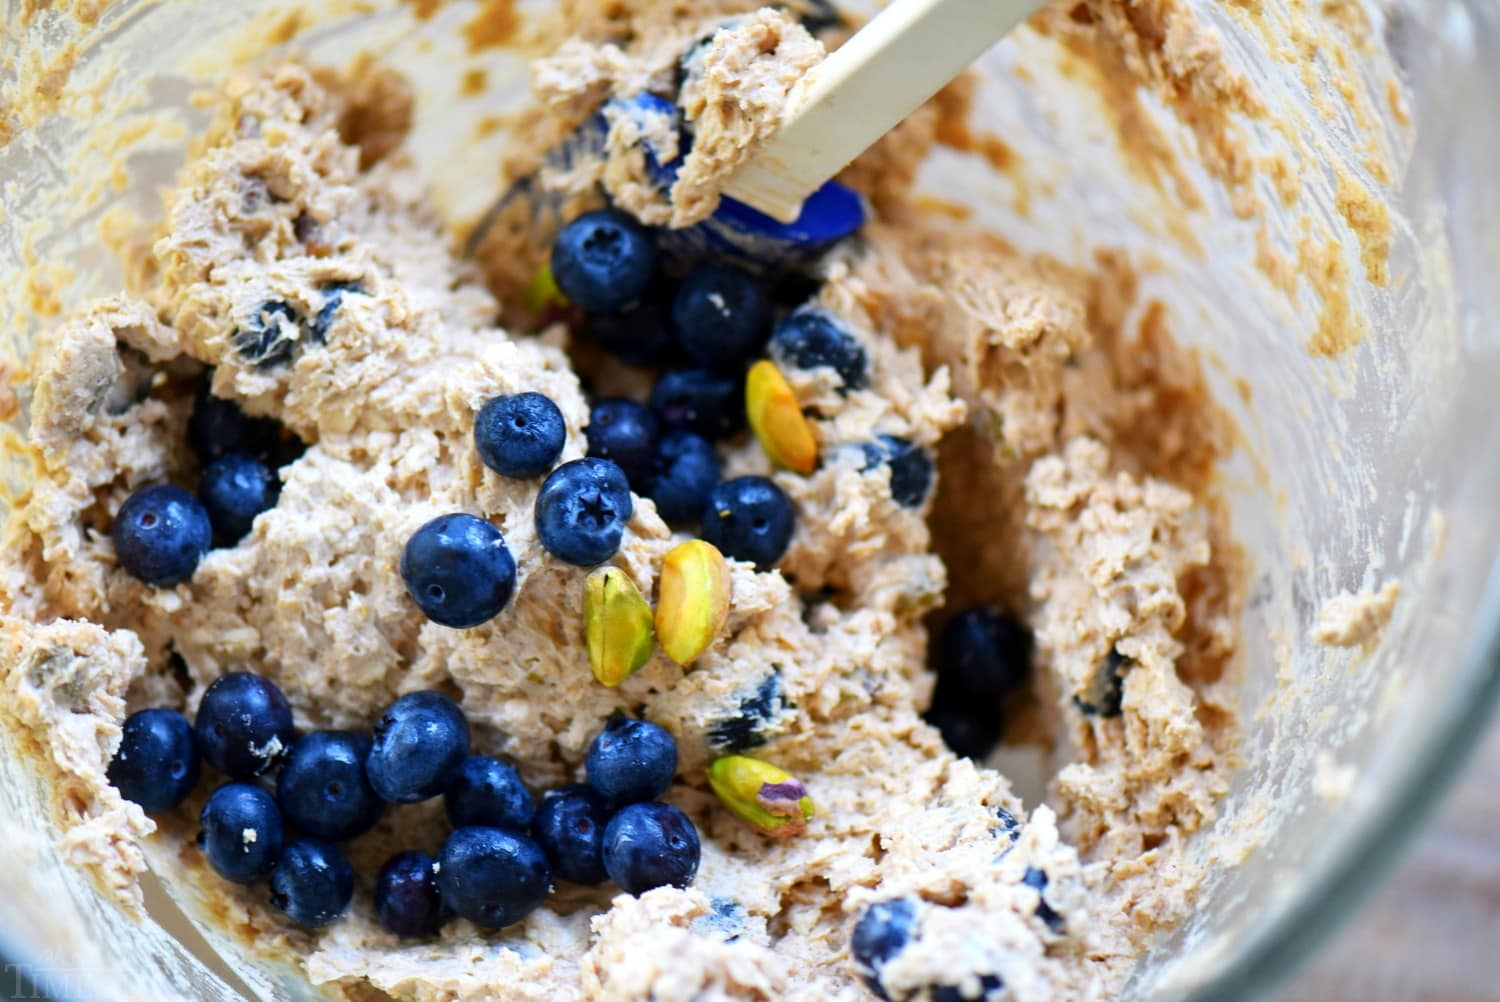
(708, 755, 815, 837)
(523, 260, 567, 313)
(584, 566, 655, 686)
(655, 539, 731, 665)
(746, 359, 817, 475)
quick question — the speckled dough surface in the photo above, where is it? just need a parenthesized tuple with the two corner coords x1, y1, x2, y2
(0, 4, 1245, 1000)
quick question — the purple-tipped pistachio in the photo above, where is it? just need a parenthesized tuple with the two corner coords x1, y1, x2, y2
(707, 754, 815, 837)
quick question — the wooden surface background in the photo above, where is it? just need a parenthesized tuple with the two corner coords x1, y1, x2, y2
(1278, 720, 1500, 1002)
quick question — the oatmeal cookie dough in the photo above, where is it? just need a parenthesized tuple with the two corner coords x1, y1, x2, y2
(0, 4, 1244, 1000)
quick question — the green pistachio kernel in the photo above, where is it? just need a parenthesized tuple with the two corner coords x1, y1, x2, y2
(584, 566, 655, 686)
(655, 539, 732, 665)
(708, 754, 815, 837)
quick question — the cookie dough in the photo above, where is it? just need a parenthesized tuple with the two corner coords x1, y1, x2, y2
(0, 3, 1244, 1000)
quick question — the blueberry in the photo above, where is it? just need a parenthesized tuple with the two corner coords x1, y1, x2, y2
(275, 731, 384, 841)
(437, 826, 551, 929)
(401, 514, 517, 629)
(1022, 867, 1065, 933)
(232, 301, 304, 368)
(588, 283, 676, 366)
(769, 309, 868, 392)
(650, 368, 744, 440)
(366, 691, 470, 804)
(602, 801, 700, 894)
(585, 717, 677, 805)
(113, 485, 213, 586)
(993, 806, 1022, 843)
(587, 398, 660, 489)
(851, 897, 918, 1000)
(270, 838, 354, 928)
(534, 458, 634, 566)
(198, 782, 284, 884)
(861, 435, 934, 508)
(375, 850, 447, 938)
(551, 209, 657, 313)
(475, 392, 567, 479)
(188, 385, 285, 464)
(199, 452, 280, 544)
(195, 672, 296, 779)
(531, 783, 611, 885)
(937, 607, 1032, 703)
(107, 708, 200, 812)
(923, 694, 1001, 761)
(645, 431, 720, 525)
(1074, 649, 1130, 718)
(700, 476, 795, 570)
(445, 755, 535, 832)
(670, 263, 773, 372)
(705, 671, 788, 753)
(931, 974, 1006, 1001)
(310, 282, 363, 342)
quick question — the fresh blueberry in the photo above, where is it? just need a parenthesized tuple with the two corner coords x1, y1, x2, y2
(107, 708, 200, 812)
(198, 782, 284, 884)
(769, 308, 868, 392)
(588, 283, 676, 366)
(375, 850, 447, 938)
(931, 974, 1006, 1001)
(923, 694, 1002, 761)
(188, 384, 285, 464)
(1022, 868, 1065, 933)
(534, 458, 634, 566)
(194, 672, 296, 779)
(531, 784, 611, 885)
(310, 281, 363, 342)
(585, 717, 677, 805)
(113, 485, 212, 586)
(602, 801, 701, 894)
(270, 838, 354, 927)
(475, 392, 567, 479)
(700, 476, 795, 570)
(199, 452, 279, 544)
(650, 368, 744, 440)
(587, 398, 660, 489)
(1074, 649, 1130, 718)
(861, 435, 934, 508)
(851, 897, 918, 1000)
(367, 691, 470, 803)
(232, 300, 304, 368)
(275, 731, 384, 841)
(401, 514, 517, 629)
(796, 0, 844, 33)
(670, 263, 773, 372)
(445, 755, 535, 832)
(645, 431, 720, 525)
(705, 672, 788, 754)
(551, 209, 657, 313)
(437, 826, 551, 929)
(937, 607, 1032, 703)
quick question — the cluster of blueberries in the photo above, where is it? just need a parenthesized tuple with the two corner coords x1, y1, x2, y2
(110, 386, 300, 587)
(108, 671, 700, 931)
(551, 208, 936, 522)
(922, 607, 1034, 761)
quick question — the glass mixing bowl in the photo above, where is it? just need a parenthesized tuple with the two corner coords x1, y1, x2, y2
(2, 0, 1498, 999)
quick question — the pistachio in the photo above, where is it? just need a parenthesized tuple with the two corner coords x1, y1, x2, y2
(523, 260, 567, 313)
(708, 755, 815, 837)
(746, 360, 817, 475)
(584, 566, 655, 686)
(655, 539, 731, 665)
